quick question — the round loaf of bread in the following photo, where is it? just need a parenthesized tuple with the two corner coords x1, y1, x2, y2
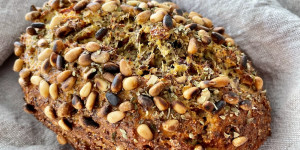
(14, 0, 271, 149)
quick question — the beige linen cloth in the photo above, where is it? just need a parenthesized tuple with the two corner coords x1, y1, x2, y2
(0, 0, 300, 149)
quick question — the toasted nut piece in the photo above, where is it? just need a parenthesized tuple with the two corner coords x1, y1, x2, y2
(61, 77, 76, 91)
(25, 11, 40, 21)
(119, 59, 132, 76)
(95, 78, 110, 92)
(199, 80, 215, 89)
(39, 80, 49, 98)
(192, 16, 204, 25)
(150, 11, 164, 23)
(74, 0, 88, 11)
(13, 59, 24, 72)
(225, 38, 235, 46)
(149, 82, 165, 97)
(102, 1, 118, 12)
(107, 111, 125, 123)
(119, 101, 133, 112)
(53, 40, 64, 53)
(56, 135, 67, 145)
(49, 83, 58, 100)
(18, 77, 29, 87)
(44, 106, 55, 120)
(19, 69, 31, 79)
(83, 68, 97, 80)
(86, 42, 100, 52)
(87, 2, 101, 12)
(126, 0, 139, 6)
(213, 27, 225, 34)
(97, 103, 111, 117)
(50, 52, 58, 67)
(175, 76, 186, 84)
(91, 51, 110, 63)
(64, 47, 83, 62)
(55, 26, 73, 38)
(72, 95, 83, 110)
(79, 116, 99, 128)
(173, 15, 186, 24)
(211, 76, 230, 87)
(223, 92, 239, 105)
(26, 26, 37, 35)
(111, 73, 123, 93)
(172, 101, 187, 114)
(95, 28, 108, 41)
(203, 101, 214, 112)
(254, 76, 263, 90)
(78, 53, 92, 66)
(86, 91, 97, 111)
(183, 87, 199, 100)
(162, 120, 179, 132)
(23, 104, 36, 114)
(41, 59, 51, 74)
(57, 70, 72, 83)
(163, 14, 173, 29)
(138, 2, 148, 9)
(202, 17, 213, 28)
(137, 124, 153, 140)
(188, 37, 198, 54)
(138, 95, 154, 108)
(30, 76, 43, 85)
(123, 76, 139, 91)
(232, 136, 248, 147)
(136, 10, 151, 24)
(106, 92, 120, 106)
(153, 96, 169, 111)
(14, 41, 25, 56)
(214, 100, 226, 113)
(104, 62, 120, 73)
(37, 39, 48, 47)
(239, 100, 252, 111)
(57, 56, 65, 70)
(58, 119, 72, 131)
(211, 32, 225, 44)
(197, 88, 211, 104)
(188, 11, 201, 18)
(198, 30, 212, 44)
(194, 145, 203, 150)
(80, 82, 92, 98)
(50, 0, 60, 10)
(57, 102, 72, 117)
(49, 15, 63, 29)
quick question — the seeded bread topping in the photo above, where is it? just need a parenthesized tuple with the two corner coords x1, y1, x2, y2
(15, 0, 271, 149)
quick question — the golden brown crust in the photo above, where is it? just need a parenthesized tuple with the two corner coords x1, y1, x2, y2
(15, 0, 271, 149)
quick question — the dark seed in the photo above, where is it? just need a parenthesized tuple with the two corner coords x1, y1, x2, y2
(111, 73, 123, 93)
(26, 26, 37, 35)
(80, 116, 99, 128)
(97, 103, 111, 117)
(31, 22, 45, 28)
(74, 0, 88, 11)
(211, 32, 225, 44)
(23, 103, 36, 114)
(239, 100, 252, 111)
(103, 62, 119, 73)
(53, 40, 65, 53)
(197, 25, 210, 31)
(213, 27, 225, 34)
(241, 55, 248, 70)
(186, 23, 198, 30)
(174, 9, 183, 16)
(55, 26, 73, 38)
(138, 95, 154, 108)
(203, 101, 214, 112)
(106, 92, 120, 106)
(95, 28, 108, 41)
(56, 55, 65, 70)
(163, 14, 173, 29)
(72, 95, 83, 110)
(213, 101, 226, 113)
(30, 5, 37, 11)
(50, 0, 60, 10)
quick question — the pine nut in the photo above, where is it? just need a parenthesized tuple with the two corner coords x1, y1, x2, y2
(72, 95, 83, 110)
(150, 11, 164, 23)
(74, 0, 88, 11)
(61, 77, 76, 91)
(188, 11, 201, 19)
(153, 96, 169, 111)
(183, 87, 199, 100)
(163, 14, 173, 29)
(64, 47, 83, 62)
(104, 62, 120, 73)
(50, 0, 60, 10)
(213, 27, 225, 34)
(56, 135, 67, 145)
(95, 78, 110, 92)
(39, 80, 49, 98)
(25, 11, 40, 21)
(86, 91, 97, 111)
(173, 8, 183, 16)
(197, 88, 211, 104)
(49, 15, 63, 29)
(38, 48, 52, 61)
(199, 80, 215, 89)
(86, 42, 100, 52)
(78, 53, 92, 66)
(26, 26, 37, 35)
(134, 7, 145, 15)
(139, 2, 148, 9)
(30, 76, 43, 85)
(91, 51, 110, 63)
(107, 111, 125, 123)
(149, 81, 165, 97)
(52, 40, 64, 53)
(58, 119, 72, 131)
(111, 73, 123, 93)
(119, 101, 133, 112)
(38, 39, 48, 47)
(211, 76, 230, 87)
(18, 77, 29, 87)
(23, 103, 36, 114)
(19, 69, 31, 79)
(55, 26, 73, 38)
(41, 59, 51, 74)
(225, 38, 235, 46)
(95, 28, 108, 41)
(83, 68, 97, 80)
(172, 101, 187, 114)
(13, 59, 24, 72)
(103, 72, 115, 82)
(194, 145, 203, 150)
(239, 100, 252, 111)
(57, 102, 72, 117)
(232, 136, 248, 147)
(120, 4, 134, 16)
(192, 16, 204, 25)
(223, 92, 239, 105)
(211, 32, 225, 44)
(126, 1, 139, 6)
(162, 120, 179, 132)
(175, 76, 186, 84)
(31, 22, 45, 29)
(202, 17, 213, 28)
(123, 76, 139, 91)
(102, 1, 118, 12)
(50, 52, 58, 67)
(97, 103, 111, 117)
(49, 83, 58, 100)
(203, 101, 214, 112)
(87, 2, 101, 12)
(137, 124, 153, 140)
(80, 82, 92, 98)
(254, 76, 263, 90)
(173, 15, 186, 24)
(56, 55, 64, 70)
(188, 37, 198, 55)
(106, 92, 120, 106)
(44, 106, 55, 120)
(119, 59, 132, 76)
(79, 116, 99, 128)
(138, 95, 154, 108)
(198, 30, 211, 44)
(136, 10, 151, 24)
(57, 70, 72, 83)
(14, 42, 25, 56)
